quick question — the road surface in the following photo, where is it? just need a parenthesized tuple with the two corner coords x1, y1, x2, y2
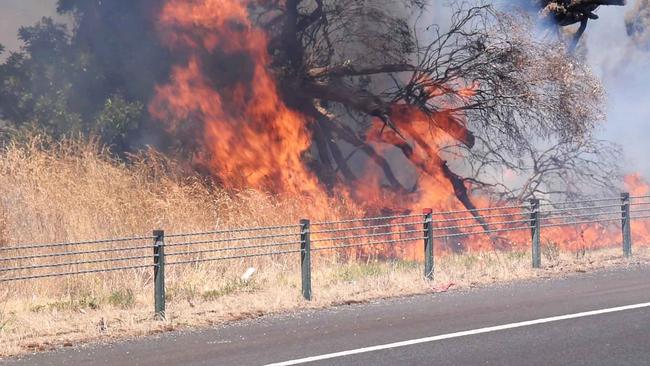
(5, 265, 650, 365)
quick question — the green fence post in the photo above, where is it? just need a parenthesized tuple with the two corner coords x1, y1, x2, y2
(300, 219, 312, 301)
(153, 230, 166, 319)
(530, 199, 541, 268)
(423, 209, 434, 280)
(621, 192, 632, 257)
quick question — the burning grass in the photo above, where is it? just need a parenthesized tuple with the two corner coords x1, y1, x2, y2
(0, 135, 649, 357)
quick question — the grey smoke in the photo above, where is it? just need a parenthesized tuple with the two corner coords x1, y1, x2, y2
(626, 0, 650, 49)
(625, 0, 650, 51)
(0, 0, 649, 179)
(582, 2, 650, 178)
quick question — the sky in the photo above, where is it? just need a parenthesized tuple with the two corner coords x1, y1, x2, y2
(0, 0, 61, 56)
(0, 1, 648, 178)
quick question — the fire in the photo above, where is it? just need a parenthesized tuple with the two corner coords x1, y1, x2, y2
(150, 0, 322, 196)
(626, 174, 650, 246)
(625, 174, 649, 197)
(150, 1, 650, 258)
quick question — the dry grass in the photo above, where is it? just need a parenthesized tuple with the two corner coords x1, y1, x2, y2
(2, 246, 648, 357)
(0, 135, 648, 357)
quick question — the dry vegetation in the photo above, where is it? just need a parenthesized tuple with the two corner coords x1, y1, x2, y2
(0, 135, 647, 358)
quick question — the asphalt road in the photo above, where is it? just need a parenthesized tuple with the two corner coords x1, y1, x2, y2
(5, 265, 650, 366)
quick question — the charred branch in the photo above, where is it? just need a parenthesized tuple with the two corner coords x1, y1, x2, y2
(324, 116, 408, 192)
(254, 0, 614, 217)
(307, 63, 416, 78)
(569, 18, 589, 53)
(538, 0, 625, 45)
(303, 79, 475, 147)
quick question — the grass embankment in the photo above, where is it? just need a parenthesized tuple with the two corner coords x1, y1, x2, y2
(0, 136, 647, 357)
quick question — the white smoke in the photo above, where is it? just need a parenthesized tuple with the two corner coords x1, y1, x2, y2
(582, 2, 650, 178)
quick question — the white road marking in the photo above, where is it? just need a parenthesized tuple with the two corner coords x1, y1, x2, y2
(265, 301, 650, 365)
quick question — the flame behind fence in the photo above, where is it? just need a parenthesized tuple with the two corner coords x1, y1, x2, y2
(1, 194, 649, 318)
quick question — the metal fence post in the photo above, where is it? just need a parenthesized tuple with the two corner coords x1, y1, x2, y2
(423, 209, 434, 280)
(153, 230, 166, 319)
(530, 199, 541, 268)
(621, 192, 632, 257)
(300, 219, 312, 301)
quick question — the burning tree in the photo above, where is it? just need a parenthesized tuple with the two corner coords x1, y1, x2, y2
(150, 0, 619, 213)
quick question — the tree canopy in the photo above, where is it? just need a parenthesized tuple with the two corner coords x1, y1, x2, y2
(0, 0, 626, 208)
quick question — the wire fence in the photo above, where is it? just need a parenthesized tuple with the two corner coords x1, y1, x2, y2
(1, 193, 649, 318)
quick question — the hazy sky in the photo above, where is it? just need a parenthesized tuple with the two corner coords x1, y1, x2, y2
(0, 1, 648, 178)
(0, 0, 60, 55)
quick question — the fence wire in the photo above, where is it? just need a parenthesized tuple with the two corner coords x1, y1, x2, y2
(310, 220, 425, 235)
(431, 211, 529, 224)
(539, 217, 621, 229)
(433, 218, 532, 232)
(539, 197, 620, 206)
(312, 213, 423, 226)
(0, 254, 151, 273)
(536, 203, 623, 214)
(166, 240, 302, 257)
(0, 264, 153, 283)
(3, 194, 650, 283)
(0, 243, 152, 263)
(429, 204, 529, 216)
(540, 211, 622, 221)
(431, 225, 531, 240)
(165, 249, 303, 266)
(630, 201, 650, 206)
(312, 236, 425, 252)
(311, 229, 421, 243)
(164, 231, 300, 247)
(166, 224, 300, 238)
(0, 235, 153, 252)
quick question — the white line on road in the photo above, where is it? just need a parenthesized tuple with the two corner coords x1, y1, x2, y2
(265, 301, 650, 365)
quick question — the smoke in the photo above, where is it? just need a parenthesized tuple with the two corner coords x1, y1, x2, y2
(489, 1, 650, 179)
(577, 2, 650, 178)
(626, 0, 650, 49)
(2, 0, 649, 181)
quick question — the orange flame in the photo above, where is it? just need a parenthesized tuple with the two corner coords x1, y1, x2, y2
(150, 0, 321, 196)
(150, 1, 650, 257)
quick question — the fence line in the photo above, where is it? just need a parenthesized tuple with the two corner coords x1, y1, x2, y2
(1, 193, 648, 318)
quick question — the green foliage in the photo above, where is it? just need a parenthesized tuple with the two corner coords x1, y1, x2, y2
(31, 292, 101, 312)
(107, 288, 136, 309)
(0, 18, 81, 135)
(393, 259, 419, 270)
(95, 95, 143, 148)
(506, 250, 527, 261)
(336, 262, 387, 282)
(202, 279, 260, 301)
(165, 285, 199, 302)
(0, 2, 169, 152)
